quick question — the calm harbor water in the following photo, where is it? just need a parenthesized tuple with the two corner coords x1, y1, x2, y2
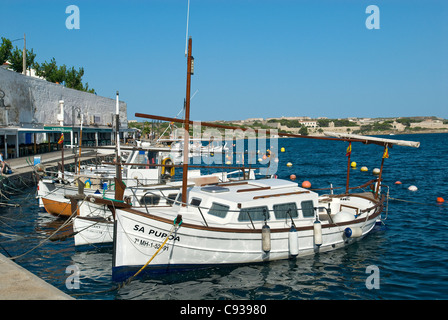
(0, 133, 447, 300)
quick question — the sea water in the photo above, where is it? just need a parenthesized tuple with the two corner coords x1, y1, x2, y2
(1, 133, 447, 300)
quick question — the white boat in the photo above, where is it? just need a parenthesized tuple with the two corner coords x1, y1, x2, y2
(72, 182, 186, 247)
(112, 178, 384, 280)
(111, 37, 420, 282)
(37, 144, 181, 216)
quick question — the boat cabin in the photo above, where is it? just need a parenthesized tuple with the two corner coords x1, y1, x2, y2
(170, 178, 320, 228)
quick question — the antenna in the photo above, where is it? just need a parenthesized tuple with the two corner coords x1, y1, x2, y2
(185, 0, 190, 56)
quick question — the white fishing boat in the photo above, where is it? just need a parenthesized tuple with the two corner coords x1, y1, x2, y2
(37, 143, 182, 216)
(112, 177, 384, 280)
(111, 36, 420, 282)
(72, 181, 186, 247)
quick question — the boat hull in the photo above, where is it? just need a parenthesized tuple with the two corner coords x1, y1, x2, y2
(41, 197, 75, 218)
(112, 204, 380, 281)
(73, 216, 114, 247)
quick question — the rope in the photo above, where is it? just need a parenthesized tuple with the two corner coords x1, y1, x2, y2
(388, 196, 448, 207)
(5, 197, 85, 260)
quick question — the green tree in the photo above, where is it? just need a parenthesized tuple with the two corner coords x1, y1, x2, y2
(299, 125, 309, 135)
(317, 119, 330, 127)
(9, 46, 36, 73)
(0, 37, 13, 65)
(34, 58, 66, 83)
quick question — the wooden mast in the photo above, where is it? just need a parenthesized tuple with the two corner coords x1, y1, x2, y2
(181, 37, 193, 206)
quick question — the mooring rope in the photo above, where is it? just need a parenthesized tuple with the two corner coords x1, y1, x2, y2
(4, 198, 85, 261)
(388, 196, 448, 207)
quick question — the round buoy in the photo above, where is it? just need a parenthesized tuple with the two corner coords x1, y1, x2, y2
(351, 161, 357, 168)
(302, 180, 311, 188)
(373, 168, 381, 175)
(262, 155, 267, 160)
(408, 185, 418, 191)
(437, 197, 445, 203)
(281, 147, 285, 152)
(395, 181, 402, 185)
(290, 174, 296, 181)
(361, 166, 368, 172)
(287, 162, 293, 167)
(226, 160, 231, 165)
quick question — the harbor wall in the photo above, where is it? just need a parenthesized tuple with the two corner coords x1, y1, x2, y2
(0, 67, 127, 128)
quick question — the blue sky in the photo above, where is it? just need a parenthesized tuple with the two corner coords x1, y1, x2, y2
(1, 0, 447, 121)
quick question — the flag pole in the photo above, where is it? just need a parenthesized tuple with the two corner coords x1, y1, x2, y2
(345, 142, 352, 194)
(375, 145, 388, 199)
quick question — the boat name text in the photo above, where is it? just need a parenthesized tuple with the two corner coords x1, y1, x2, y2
(133, 224, 181, 242)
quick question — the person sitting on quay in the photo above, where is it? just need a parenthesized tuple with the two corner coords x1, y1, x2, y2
(0, 152, 12, 176)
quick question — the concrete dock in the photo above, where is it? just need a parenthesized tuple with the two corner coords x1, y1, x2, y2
(0, 148, 112, 300)
(0, 253, 74, 300)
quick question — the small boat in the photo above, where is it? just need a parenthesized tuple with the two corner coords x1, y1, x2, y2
(111, 37, 421, 281)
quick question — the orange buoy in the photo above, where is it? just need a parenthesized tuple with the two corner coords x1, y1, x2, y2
(302, 180, 311, 188)
(436, 197, 445, 203)
(290, 174, 296, 181)
(395, 181, 402, 185)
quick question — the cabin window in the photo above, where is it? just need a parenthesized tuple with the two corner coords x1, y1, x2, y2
(140, 195, 161, 206)
(301, 200, 315, 218)
(169, 193, 179, 206)
(208, 202, 230, 219)
(190, 198, 202, 207)
(238, 206, 270, 222)
(273, 202, 298, 219)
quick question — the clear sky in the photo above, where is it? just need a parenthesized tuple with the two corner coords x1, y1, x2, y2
(1, 0, 447, 121)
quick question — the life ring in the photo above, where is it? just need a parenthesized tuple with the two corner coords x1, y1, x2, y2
(161, 158, 175, 177)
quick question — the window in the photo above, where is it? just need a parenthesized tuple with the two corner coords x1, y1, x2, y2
(190, 198, 202, 207)
(273, 202, 298, 219)
(238, 206, 269, 222)
(140, 195, 161, 206)
(208, 202, 230, 219)
(301, 200, 315, 218)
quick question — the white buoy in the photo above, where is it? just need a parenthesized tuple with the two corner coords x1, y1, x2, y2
(288, 226, 299, 256)
(373, 168, 381, 175)
(408, 185, 418, 191)
(313, 220, 322, 247)
(262, 224, 271, 253)
(344, 227, 363, 238)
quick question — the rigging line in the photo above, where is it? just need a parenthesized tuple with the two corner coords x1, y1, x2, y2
(388, 196, 448, 207)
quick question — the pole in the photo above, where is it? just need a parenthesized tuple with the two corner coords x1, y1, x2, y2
(375, 145, 387, 199)
(115, 91, 122, 181)
(22, 33, 26, 75)
(78, 114, 83, 173)
(61, 136, 64, 180)
(345, 151, 351, 194)
(181, 37, 193, 206)
(345, 142, 352, 194)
